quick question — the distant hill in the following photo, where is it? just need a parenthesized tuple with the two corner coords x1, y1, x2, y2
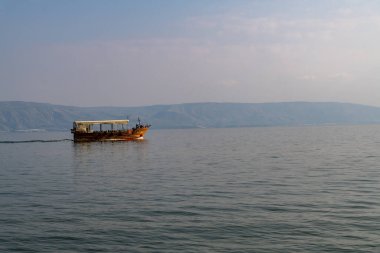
(1, 101, 380, 131)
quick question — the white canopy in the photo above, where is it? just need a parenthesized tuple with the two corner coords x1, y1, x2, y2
(74, 120, 129, 126)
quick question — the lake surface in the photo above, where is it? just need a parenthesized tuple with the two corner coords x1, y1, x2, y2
(1, 126, 380, 252)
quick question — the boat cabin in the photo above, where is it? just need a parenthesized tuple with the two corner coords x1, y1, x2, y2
(72, 120, 130, 133)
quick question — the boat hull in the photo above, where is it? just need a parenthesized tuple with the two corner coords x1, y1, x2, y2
(73, 127, 150, 142)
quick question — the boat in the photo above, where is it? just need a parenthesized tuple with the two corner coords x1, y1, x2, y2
(71, 118, 151, 142)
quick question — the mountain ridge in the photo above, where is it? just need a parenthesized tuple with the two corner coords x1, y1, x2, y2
(1, 101, 380, 131)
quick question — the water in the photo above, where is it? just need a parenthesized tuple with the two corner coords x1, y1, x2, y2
(1, 126, 380, 252)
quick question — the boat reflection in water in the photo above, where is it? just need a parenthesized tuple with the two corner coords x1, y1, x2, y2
(71, 118, 151, 142)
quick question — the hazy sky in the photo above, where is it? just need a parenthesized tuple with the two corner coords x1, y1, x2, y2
(1, 0, 380, 107)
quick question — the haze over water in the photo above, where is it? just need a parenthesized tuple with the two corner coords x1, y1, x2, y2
(1, 125, 380, 252)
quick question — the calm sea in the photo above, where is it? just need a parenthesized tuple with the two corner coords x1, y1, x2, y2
(1, 126, 380, 252)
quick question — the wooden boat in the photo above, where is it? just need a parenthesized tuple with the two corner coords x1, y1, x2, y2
(71, 119, 151, 142)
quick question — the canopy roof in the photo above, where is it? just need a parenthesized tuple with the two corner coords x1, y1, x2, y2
(74, 120, 129, 126)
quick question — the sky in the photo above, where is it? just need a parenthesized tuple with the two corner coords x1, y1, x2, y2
(1, 0, 380, 107)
